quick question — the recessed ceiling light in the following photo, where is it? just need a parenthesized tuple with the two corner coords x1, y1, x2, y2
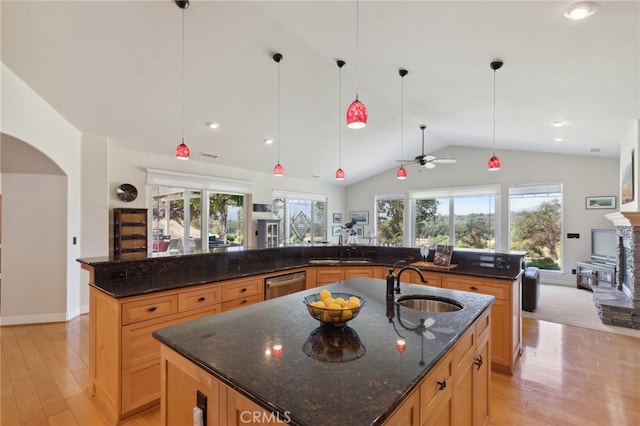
(563, 2, 598, 20)
(552, 121, 564, 128)
(554, 137, 564, 142)
(264, 138, 274, 145)
(207, 122, 220, 129)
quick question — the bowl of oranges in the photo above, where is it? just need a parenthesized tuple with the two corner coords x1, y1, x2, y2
(303, 289, 365, 327)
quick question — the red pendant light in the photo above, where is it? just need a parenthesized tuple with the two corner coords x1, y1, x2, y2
(176, 139, 190, 160)
(396, 69, 408, 180)
(273, 53, 284, 176)
(336, 60, 346, 180)
(487, 60, 503, 171)
(396, 166, 407, 180)
(346, 0, 367, 129)
(174, 1, 190, 160)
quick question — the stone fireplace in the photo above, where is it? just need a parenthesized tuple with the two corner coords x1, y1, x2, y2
(595, 212, 640, 329)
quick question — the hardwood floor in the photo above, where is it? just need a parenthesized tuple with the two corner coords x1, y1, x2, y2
(1, 315, 638, 425)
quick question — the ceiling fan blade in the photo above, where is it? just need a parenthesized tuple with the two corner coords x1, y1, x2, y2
(424, 162, 437, 169)
(424, 155, 437, 162)
(432, 157, 457, 164)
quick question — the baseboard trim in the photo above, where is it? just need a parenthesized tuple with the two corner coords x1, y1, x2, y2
(1, 312, 69, 326)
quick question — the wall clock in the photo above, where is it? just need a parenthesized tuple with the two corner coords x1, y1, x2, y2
(116, 183, 138, 202)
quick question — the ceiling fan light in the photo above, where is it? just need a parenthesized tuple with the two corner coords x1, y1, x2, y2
(273, 163, 284, 176)
(396, 166, 407, 179)
(346, 99, 367, 129)
(335, 168, 345, 180)
(487, 155, 501, 171)
(425, 162, 436, 169)
(176, 141, 190, 160)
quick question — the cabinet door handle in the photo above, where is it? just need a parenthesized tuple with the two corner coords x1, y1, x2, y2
(474, 354, 483, 371)
(240, 288, 247, 293)
(240, 299, 247, 304)
(437, 380, 447, 391)
(147, 306, 158, 312)
(469, 286, 478, 291)
(198, 297, 206, 302)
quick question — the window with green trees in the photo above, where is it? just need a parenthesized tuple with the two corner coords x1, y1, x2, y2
(151, 185, 244, 253)
(509, 184, 563, 270)
(376, 197, 404, 246)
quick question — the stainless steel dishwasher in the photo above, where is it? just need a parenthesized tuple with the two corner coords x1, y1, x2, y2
(265, 271, 307, 300)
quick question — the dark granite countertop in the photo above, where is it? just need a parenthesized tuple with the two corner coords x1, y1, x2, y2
(152, 278, 495, 426)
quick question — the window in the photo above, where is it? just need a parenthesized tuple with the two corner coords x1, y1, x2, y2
(375, 195, 404, 246)
(410, 186, 500, 249)
(272, 191, 327, 246)
(509, 184, 563, 270)
(147, 169, 251, 253)
(151, 186, 245, 253)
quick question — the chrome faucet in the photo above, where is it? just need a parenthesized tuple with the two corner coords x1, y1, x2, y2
(394, 266, 426, 295)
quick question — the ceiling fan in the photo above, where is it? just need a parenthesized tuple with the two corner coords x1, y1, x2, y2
(396, 125, 457, 169)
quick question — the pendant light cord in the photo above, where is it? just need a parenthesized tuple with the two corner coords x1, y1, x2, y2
(492, 67, 496, 156)
(181, 10, 185, 144)
(355, 0, 360, 99)
(400, 75, 404, 160)
(338, 63, 343, 168)
(277, 56, 281, 164)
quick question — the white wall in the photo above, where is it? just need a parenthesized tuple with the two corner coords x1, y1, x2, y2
(347, 145, 619, 286)
(1, 63, 82, 324)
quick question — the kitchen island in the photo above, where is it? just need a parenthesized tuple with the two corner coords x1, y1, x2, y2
(152, 278, 494, 425)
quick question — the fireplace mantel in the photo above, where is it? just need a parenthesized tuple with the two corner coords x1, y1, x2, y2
(605, 211, 640, 227)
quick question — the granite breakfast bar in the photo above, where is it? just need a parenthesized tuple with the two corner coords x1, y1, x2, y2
(152, 278, 495, 425)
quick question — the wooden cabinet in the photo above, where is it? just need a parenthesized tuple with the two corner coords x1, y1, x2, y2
(315, 267, 345, 286)
(451, 308, 491, 426)
(89, 276, 263, 423)
(221, 276, 263, 312)
(442, 275, 521, 375)
(576, 261, 616, 290)
(113, 208, 148, 259)
(160, 307, 492, 426)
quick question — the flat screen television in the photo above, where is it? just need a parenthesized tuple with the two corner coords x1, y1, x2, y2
(591, 228, 617, 265)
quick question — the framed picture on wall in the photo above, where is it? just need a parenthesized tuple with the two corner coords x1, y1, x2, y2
(349, 211, 369, 224)
(586, 196, 616, 210)
(332, 213, 342, 223)
(621, 149, 634, 204)
(332, 226, 342, 236)
(354, 226, 364, 237)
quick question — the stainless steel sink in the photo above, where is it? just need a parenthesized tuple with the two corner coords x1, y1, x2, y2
(308, 259, 341, 265)
(396, 295, 463, 313)
(308, 258, 372, 265)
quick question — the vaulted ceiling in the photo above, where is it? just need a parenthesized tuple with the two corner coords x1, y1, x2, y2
(2, 1, 638, 185)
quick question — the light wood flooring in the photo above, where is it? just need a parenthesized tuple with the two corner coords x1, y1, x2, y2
(1, 315, 638, 425)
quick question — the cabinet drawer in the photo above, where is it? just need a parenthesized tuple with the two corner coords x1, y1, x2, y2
(443, 278, 508, 301)
(222, 278, 262, 301)
(222, 294, 262, 312)
(179, 286, 221, 312)
(122, 309, 219, 369)
(421, 272, 442, 287)
(420, 352, 453, 420)
(122, 295, 178, 325)
(316, 268, 344, 284)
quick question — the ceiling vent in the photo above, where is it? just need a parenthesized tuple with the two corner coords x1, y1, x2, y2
(199, 152, 219, 159)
